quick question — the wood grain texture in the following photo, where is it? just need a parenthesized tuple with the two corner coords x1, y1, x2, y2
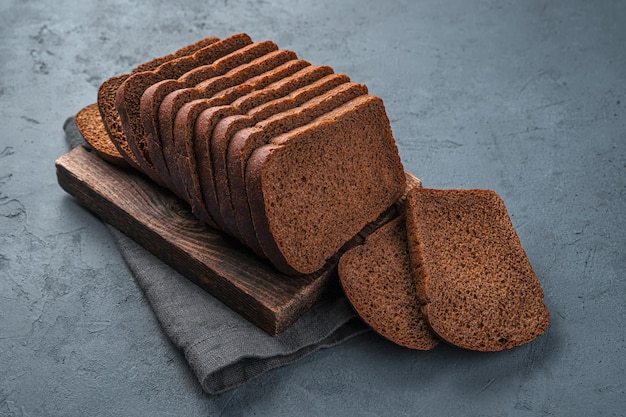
(55, 145, 420, 335)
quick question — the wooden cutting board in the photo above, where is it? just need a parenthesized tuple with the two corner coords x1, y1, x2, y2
(56, 145, 419, 335)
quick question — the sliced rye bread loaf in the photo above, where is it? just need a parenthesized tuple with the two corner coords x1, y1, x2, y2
(169, 59, 312, 228)
(229, 82, 368, 255)
(220, 75, 354, 247)
(75, 103, 127, 166)
(338, 214, 439, 350)
(163, 48, 297, 199)
(245, 94, 405, 275)
(190, 65, 336, 237)
(114, 33, 253, 184)
(141, 39, 277, 189)
(405, 188, 550, 351)
(96, 36, 220, 171)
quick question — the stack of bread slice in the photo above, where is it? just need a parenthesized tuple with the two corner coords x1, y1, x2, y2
(84, 33, 406, 276)
(339, 187, 550, 351)
(80, 33, 549, 350)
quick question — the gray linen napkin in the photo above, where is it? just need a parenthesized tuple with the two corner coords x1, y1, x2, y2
(63, 116, 368, 394)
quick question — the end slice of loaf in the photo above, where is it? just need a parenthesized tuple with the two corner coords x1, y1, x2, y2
(246, 94, 405, 275)
(339, 214, 439, 350)
(75, 104, 127, 166)
(405, 188, 550, 352)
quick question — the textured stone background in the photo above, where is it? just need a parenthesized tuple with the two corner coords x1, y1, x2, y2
(1, 0, 625, 415)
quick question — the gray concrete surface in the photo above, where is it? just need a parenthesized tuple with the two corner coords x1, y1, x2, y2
(1, 0, 625, 415)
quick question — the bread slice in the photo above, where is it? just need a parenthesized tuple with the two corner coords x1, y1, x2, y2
(405, 188, 550, 351)
(178, 63, 332, 233)
(75, 103, 127, 166)
(164, 48, 297, 199)
(222, 74, 353, 247)
(170, 59, 312, 228)
(98, 74, 144, 171)
(142, 40, 279, 189)
(230, 82, 368, 255)
(96, 36, 220, 171)
(339, 214, 439, 350)
(190, 65, 331, 225)
(114, 33, 253, 183)
(246, 94, 405, 275)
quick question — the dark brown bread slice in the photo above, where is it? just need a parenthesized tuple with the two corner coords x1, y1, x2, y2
(220, 74, 353, 246)
(213, 73, 350, 239)
(174, 60, 316, 230)
(169, 59, 311, 228)
(98, 75, 144, 170)
(75, 103, 127, 166)
(164, 49, 297, 199)
(246, 94, 405, 275)
(186, 60, 322, 224)
(208, 71, 345, 235)
(230, 82, 368, 255)
(141, 39, 277, 190)
(190, 65, 335, 236)
(405, 188, 550, 351)
(338, 214, 439, 350)
(114, 34, 253, 183)
(194, 107, 247, 233)
(96, 36, 220, 171)
(154, 43, 282, 185)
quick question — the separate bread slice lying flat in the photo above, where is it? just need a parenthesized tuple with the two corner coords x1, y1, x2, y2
(339, 214, 440, 350)
(405, 188, 550, 351)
